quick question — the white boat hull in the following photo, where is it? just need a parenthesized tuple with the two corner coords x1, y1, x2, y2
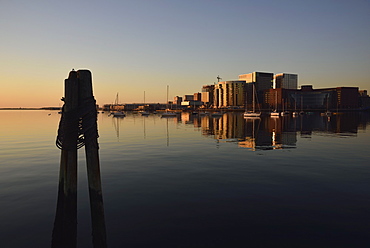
(161, 112, 177, 117)
(244, 112, 261, 118)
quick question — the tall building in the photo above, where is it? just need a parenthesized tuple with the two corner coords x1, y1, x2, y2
(202, 85, 215, 107)
(214, 81, 245, 108)
(183, 95, 194, 101)
(239, 72, 273, 104)
(264, 85, 359, 111)
(274, 73, 298, 89)
(239, 72, 273, 91)
(174, 96, 182, 105)
(193, 92, 202, 101)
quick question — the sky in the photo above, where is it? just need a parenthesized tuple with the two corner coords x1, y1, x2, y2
(1, 0, 369, 107)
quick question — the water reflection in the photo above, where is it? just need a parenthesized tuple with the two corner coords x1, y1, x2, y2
(174, 112, 369, 150)
(108, 111, 369, 150)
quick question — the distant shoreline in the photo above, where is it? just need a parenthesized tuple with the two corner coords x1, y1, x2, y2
(1, 107, 369, 112)
(0, 107, 61, 110)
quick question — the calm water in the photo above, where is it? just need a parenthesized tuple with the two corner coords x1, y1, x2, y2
(1, 110, 370, 247)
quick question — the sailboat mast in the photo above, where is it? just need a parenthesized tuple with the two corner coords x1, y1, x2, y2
(275, 90, 278, 111)
(166, 85, 169, 108)
(252, 83, 255, 112)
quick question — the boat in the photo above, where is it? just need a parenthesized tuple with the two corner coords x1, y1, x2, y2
(162, 109, 177, 117)
(140, 91, 150, 116)
(140, 111, 150, 116)
(244, 83, 261, 118)
(244, 112, 261, 118)
(112, 93, 126, 117)
(270, 111, 280, 117)
(292, 95, 298, 117)
(280, 99, 290, 116)
(299, 96, 304, 115)
(113, 111, 126, 117)
(321, 111, 332, 117)
(321, 98, 332, 116)
(270, 90, 280, 117)
(161, 85, 177, 118)
(211, 112, 223, 117)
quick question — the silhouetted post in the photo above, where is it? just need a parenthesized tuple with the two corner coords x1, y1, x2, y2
(78, 70, 107, 248)
(52, 70, 79, 248)
(53, 69, 107, 248)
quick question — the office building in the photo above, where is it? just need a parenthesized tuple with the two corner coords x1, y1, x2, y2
(183, 95, 194, 101)
(239, 72, 273, 104)
(174, 96, 182, 105)
(201, 85, 214, 107)
(264, 86, 359, 110)
(214, 81, 245, 108)
(274, 73, 298, 89)
(193, 92, 202, 101)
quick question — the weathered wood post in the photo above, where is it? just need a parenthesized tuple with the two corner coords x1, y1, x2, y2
(53, 69, 107, 248)
(78, 70, 107, 248)
(52, 70, 79, 248)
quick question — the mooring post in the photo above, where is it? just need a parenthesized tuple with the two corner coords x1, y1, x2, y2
(52, 70, 79, 248)
(78, 70, 107, 248)
(63, 71, 79, 200)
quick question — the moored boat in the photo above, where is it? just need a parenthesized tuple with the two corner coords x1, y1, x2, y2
(270, 111, 280, 117)
(244, 83, 261, 118)
(113, 111, 126, 117)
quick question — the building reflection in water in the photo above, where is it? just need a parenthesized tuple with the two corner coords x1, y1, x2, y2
(109, 112, 368, 150)
(174, 112, 367, 151)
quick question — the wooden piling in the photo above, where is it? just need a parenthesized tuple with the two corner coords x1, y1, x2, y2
(78, 70, 107, 248)
(52, 70, 79, 248)
(53, 69, 107, 248)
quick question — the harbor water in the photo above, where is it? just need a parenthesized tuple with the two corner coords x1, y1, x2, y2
(0, 110, 369, 247)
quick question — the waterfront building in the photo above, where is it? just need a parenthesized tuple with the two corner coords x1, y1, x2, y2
(181, 100, 203, 108)
(264, 85, 359, 111)
(214, 81, 245, 108)
(174, 96, 183, 105)
(193, 92, 202, 101)
(239, 72, 273, 104)
(274, 73, 298, 89)
(239, 72, 273, 91)
(183, 95, 194, 101)
(359, 90, 368, 97)
(359, 90, 370, 110)
(334, 87, 359, 109)
(202, 85, 215, 108)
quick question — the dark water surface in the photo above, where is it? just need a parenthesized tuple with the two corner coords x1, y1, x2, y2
(1, 110, 369, 247)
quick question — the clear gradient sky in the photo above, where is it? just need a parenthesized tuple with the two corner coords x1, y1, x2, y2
(1, 0, 369, 108)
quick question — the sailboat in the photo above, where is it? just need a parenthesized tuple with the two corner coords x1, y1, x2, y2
(112, 93, 126, 117)
(113, 111, 126, 117)
(243, 117, 261, 151)
(244, 83, 261, 118)
(292, 94, 299, 117)
(321, 95, 332, 116)
(140, 91, 150, 116)
(299, 95, 305, 115)
(270, 90, 280, 117)
(161, 85, 177, 117)
(281, 99, 290, 116)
